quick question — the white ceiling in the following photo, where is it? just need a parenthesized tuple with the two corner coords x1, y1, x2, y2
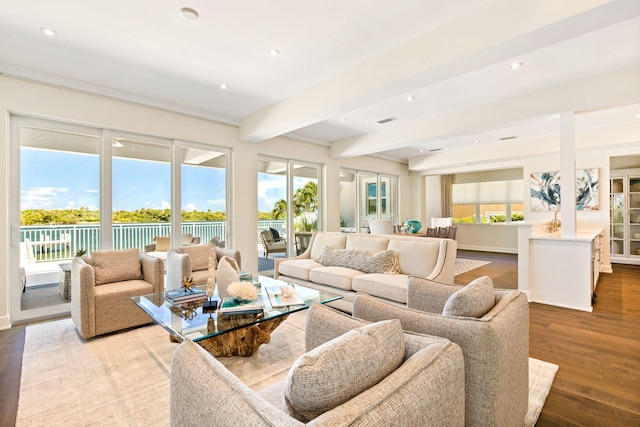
(1, 0, 639, 171)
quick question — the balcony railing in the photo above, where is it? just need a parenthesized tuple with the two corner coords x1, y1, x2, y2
(21, 220, 287, 263)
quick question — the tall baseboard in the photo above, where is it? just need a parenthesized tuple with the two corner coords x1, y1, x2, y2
(0, 315, 11, 330)
(457, 244, 518, 254)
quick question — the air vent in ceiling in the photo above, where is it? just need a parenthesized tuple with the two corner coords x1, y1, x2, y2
(377, 116, 397, 124)
(429, 148, 442, 152)
(499, 135, 518, 141)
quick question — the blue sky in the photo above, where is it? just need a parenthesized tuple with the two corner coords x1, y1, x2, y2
(20, 148, 287, 213)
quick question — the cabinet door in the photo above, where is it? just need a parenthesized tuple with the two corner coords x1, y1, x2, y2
(629, 177, 640, 257)
(610, 178, 625, 256)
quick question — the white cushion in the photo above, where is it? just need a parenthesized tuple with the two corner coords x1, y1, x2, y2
(309, 233, 347, 260)
(278, 259, 323, 281)
(284, 319, 405, 423)
(352, 273, 409, 303)
(345, 234, 389, 253)
(387, 239, 440, 276)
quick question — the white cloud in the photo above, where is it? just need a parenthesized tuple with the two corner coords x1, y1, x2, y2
(21, 187, 69, 209)
(161, 200, 170, 209)
(66, 201, 75, 209)
(184, 203, 197, 211)
(86, 189, 99, 193)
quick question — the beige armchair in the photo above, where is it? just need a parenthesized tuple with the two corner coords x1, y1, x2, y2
(166, 244, 242, 288)
(71, 248, 164, 339)
(353, 277, 529, 427)
(143, 233, 200, 253)
(260, 228, 287, 258)
(171, 302, 465, 426)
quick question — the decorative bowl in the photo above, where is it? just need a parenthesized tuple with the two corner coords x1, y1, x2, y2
(406, 220, 422, 234)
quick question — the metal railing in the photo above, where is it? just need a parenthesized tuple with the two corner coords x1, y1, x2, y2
(20, 220, 287, 263)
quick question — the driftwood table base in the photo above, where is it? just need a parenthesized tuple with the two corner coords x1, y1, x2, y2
(173, 314, 290, 357)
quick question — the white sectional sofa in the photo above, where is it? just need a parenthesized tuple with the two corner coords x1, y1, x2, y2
(275, 231, 457, 313)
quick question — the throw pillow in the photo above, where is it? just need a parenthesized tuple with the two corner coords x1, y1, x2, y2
(177, 244, 213, 271)
(91, 248, 143, 286)
(154, 236, 171, 251)
(318, 247, 399, 274)
(284, 319, 405, 422)
(442, 275, 495, 317)
(180, 233, 194, 245)
(269, 227, 281, 241)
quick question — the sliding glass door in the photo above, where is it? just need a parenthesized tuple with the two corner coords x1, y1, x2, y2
(12, 119, 100, 321)
(9, 116, 230, 324)
(257, 157, 321, 267)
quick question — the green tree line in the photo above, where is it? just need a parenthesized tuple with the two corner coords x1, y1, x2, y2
(21, 208, 280, 225)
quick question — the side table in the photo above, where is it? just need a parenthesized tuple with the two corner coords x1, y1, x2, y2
(59, 262, 72, 302)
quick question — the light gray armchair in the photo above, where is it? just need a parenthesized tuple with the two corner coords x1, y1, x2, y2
(352, 277, 529, 427)
(71, 248, 164, 339)
(171, 302, 465, 426)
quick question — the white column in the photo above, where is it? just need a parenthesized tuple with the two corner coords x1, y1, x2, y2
(560, 112, 577, 238)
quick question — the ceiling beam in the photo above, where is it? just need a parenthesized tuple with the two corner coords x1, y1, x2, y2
(330, 66, 640, 159)
(239, 0, 634, 143)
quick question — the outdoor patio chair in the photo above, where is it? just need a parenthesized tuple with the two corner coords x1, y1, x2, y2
(260, 228, 286, 258)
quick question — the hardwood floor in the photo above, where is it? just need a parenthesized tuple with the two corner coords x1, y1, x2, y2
(1, 250, 638, 426)
(457, 250, 640, 426)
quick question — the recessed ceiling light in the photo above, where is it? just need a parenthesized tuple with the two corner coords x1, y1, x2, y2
(180, 7, 199, 20)
(268, 48, 280, 57)
(509, 61, 524, 70)
(475, 139, 480, 144)
(406, 95, 415, 102)
(219, 83, 228, 90)
(636, 113, 640, 119)
(40, 27, 57, 37)
(419, 149, 424, 153)
(339, 117, 346, 122)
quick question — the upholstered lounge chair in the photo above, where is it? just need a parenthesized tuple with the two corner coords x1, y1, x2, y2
(71, 248, 164, 339)
(352, 276, 529, 427)
(171, 302, 465, 426)
(166, 244, 242, 289)
(260, 228, 287, 258)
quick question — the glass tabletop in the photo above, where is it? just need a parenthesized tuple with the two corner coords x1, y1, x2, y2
(131, 275, 341, 343)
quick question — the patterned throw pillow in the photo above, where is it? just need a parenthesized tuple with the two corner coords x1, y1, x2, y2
(442, 275, 496, 317)
(318, 246, 399, 274)
(91, 248, 143, 285)
(284, 319, 405, 422)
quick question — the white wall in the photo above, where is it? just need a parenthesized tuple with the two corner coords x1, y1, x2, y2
(0, 76, 410, 328)
(423, 121, 640, 267)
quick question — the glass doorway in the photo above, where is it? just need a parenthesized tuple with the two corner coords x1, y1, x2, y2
(12, 119, 100, 322)
(257, 157, 321, 272)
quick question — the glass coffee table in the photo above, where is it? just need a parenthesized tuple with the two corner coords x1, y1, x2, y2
(132, 275, 341, 357)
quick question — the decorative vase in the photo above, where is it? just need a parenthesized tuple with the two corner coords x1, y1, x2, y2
(406, 220, 422, 233)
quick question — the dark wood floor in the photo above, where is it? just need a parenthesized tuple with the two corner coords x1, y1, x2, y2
(1, 250, 639, 426)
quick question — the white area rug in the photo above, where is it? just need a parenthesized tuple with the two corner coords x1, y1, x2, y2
(18, 315, 557, 426)
(455, 258, 490, 275)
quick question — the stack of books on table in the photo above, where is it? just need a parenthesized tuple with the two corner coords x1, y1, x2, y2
(266, 285, 305, 308)
(218, 296, 265, 316)
(164, 288, 207, 304)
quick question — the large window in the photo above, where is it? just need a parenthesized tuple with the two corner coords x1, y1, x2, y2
(112, 135, 171, 250)
(451, 169, 524, 223)
(10, 116, 230, 323)
(181, 145, 228, 244)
